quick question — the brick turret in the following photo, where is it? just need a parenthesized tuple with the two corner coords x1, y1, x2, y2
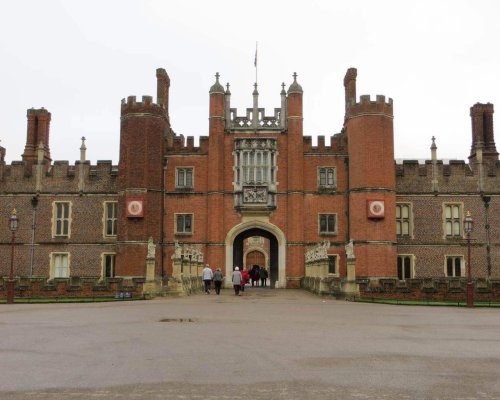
(116, 69, 170, 277)
(22, 108, 52, 164)
(344, 68, 396, 278)
(205, 72, 226, 267)
(286, 73, 305, 282)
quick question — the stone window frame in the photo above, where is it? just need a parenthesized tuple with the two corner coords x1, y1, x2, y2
(318, 213, 337, 235)
(317, 167, 336, 190)
(233, 138, 277, 186)
(397, 254, 415, 280)
(52, 201, 72, 238)
(444, 255, 464, 277)
(442, 202, 463, 239)
(175, 213, 193, 235)
(103, 201, 118, 237)
(50, 252, 70, 279)
(175, 167, 194, 189)
(396, 203, 413, 238)
(101, 252, 116, 279)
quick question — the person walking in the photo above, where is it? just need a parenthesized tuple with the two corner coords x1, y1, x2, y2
(202, 264, 213, 294)
(240, 267, 250, 292)
(260, 267, 268, 287)
(213, 267, 224, 295)
(232, 267, 243, 296)
(251, 265, 260, 287)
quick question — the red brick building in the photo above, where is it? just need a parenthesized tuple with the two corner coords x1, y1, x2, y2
(0, 67, 499, 293)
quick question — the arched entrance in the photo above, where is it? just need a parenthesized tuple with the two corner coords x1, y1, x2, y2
(225, 221, 286, 288)
(233, 228, 277, 287)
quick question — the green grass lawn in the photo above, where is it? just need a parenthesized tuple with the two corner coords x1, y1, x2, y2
(0, 296, 145, 304)
(354, 298, 500, 307)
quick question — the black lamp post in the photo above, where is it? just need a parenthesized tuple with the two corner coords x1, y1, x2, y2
(7, 208, 19, 304)
(464, 211, 474, 308)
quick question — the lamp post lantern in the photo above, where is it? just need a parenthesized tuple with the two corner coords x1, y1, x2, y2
(464, 211, 474, 308)
(7, 208, 19, 304)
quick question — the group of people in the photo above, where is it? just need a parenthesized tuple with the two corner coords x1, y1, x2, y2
(249, 265, 268, 287)
(202, 265, 224, 295)
(202, 264, 269, 296)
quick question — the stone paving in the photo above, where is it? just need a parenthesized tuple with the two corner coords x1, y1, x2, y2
(1, 288, 500, 399)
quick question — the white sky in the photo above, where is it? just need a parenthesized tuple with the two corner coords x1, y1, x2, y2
(1, 0, 499, 164)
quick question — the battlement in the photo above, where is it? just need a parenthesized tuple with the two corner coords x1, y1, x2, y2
(303, 133, 346, 154)
(347, 94, 393, 118)
(168, 134, 209, 153)
(395, 158, 500, 193)
(396, 159, 477, 177)
(227, 107, 283, 130)
(0, 159, 118, 193)
(120, 95, 167, 117)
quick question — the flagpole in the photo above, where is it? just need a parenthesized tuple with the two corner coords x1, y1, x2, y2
(254, 41, 258, 84)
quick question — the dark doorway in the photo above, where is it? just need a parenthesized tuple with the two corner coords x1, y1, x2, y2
(233, 228, 278, 288)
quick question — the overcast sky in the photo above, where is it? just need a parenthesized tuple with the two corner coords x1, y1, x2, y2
(1, 0, 499, 164)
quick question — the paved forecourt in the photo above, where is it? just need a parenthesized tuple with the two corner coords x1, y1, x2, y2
(1, 288, 500, 399)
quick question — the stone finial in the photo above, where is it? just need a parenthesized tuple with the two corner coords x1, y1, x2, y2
(225, 82, 231, 95)
(209, 72, 224, 94)
(431, 136, 437, 150)
(281, 82, 286, 96)
(80, 136, 87, 151)
(287, 72, 303, 94)
(253, 82, 259, 95)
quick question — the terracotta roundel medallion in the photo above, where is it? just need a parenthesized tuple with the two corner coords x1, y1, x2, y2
(126, 199, 144, 218)
(367, 200, 385, 218)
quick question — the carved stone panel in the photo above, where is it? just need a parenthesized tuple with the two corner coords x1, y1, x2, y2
(243, 187, 268, 203)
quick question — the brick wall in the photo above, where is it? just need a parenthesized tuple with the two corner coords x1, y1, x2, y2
(358, 277, 500, 302)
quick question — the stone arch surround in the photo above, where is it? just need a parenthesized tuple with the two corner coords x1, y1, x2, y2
(224, 220, 286, 288)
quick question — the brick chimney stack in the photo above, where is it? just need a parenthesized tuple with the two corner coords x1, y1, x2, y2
(22, 108, 52, 164)
(469, 103, 498, 162)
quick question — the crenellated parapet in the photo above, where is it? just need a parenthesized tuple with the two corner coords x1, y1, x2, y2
(167, 134, 209, 153)
(120, 95, 167, 119)
(396, 159, 500, 193)
(303, 133, 347, 154)
(346, 94, 393, 119)
(0, 159, 118, 193)
(227, 107, 283, 130)
(222, 78, 288, 132)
